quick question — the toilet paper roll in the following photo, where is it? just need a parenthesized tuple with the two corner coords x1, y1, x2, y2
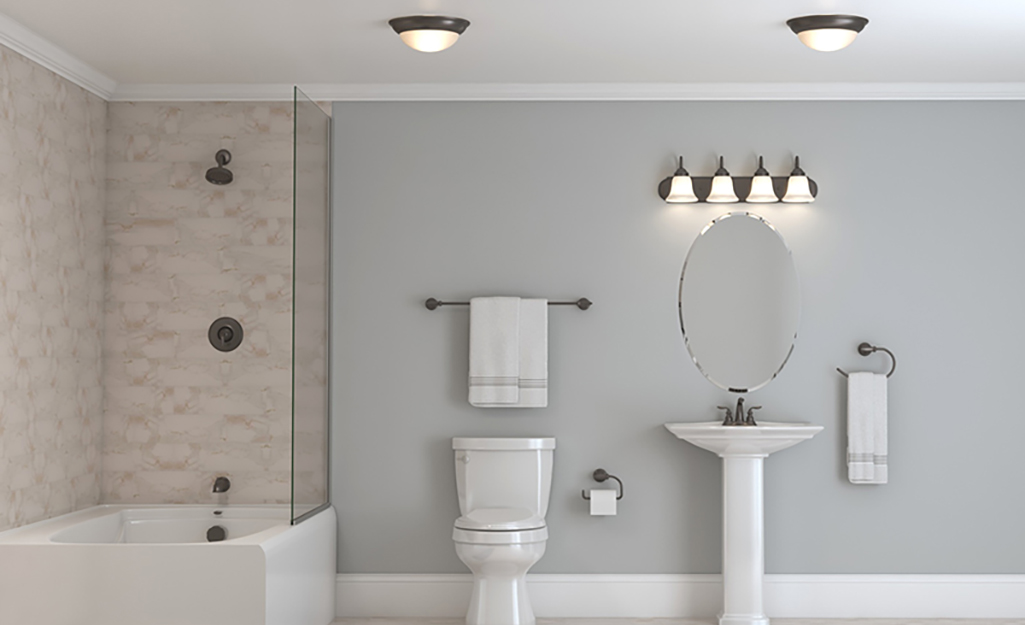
(589, 489, 617, 516)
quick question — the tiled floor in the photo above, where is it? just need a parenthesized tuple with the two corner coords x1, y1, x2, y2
(332, 614, 1020, 618)
(333, 620, 1025, 625)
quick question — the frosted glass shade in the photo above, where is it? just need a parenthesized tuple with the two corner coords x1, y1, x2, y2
(782, 175, 815, 203)
(666, 175, 699, 203)
(746, 175, 779, 203)
(398, 29, 460, 52)
(796, 28, 859, 52)
(707, 176, 739, 203)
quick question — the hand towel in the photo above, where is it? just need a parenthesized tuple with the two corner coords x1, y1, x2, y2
(847, 371, 888, 484)
(515, 298, 548, 408)
(469, 297, 520, 405)
(468, 297, 548, 408)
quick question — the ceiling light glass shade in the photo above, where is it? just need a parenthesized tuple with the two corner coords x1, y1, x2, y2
(706, 156, 738, 203)
(389, 16, 470, 53)
(665, 156, 699, 203)
(796, 28, 858, 52)
(746, 156, 778, 203)
(786, 15, 869, 52)
(782, 156, 815, 203)
(398, 29, 460, 52)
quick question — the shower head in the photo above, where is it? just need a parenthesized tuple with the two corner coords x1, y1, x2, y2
(205, 149, 233, 185)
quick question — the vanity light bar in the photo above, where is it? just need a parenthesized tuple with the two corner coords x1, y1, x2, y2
(658, 156, 818, 204)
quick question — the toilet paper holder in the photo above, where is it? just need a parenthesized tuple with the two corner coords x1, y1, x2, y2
(580, 468, 623, 500)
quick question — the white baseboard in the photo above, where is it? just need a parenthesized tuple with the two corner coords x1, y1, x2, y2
(336, 573, 1025, 619)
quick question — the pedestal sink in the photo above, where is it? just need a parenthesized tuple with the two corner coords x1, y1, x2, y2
(665, 421, 823, 625)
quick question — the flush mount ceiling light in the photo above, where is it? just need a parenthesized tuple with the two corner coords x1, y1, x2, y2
(388, 15, 470, 53)
(786, 14, 868, 52)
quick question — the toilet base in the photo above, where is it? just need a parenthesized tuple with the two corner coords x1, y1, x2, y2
(466, 574, 535, 625)
(454, 538, 546, 625)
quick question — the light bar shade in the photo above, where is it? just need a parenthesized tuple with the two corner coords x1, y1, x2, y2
(665, 157, 699, 203)
(782, 156, 815, 203)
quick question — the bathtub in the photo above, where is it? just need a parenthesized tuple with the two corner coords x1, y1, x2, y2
(0, 504, 336, 625)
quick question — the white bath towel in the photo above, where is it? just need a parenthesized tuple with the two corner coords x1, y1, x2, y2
(847, 371, 888, 484)
(469, 297, 520, 405)
(515, 298, 548, 408)
(468, 297, 548, 408)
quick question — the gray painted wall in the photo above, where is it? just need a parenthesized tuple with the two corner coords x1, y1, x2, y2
(331, 101, 1025, 574)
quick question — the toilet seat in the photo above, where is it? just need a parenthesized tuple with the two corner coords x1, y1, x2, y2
(454, 507, 545, 532)
(452, 526, 548, 545)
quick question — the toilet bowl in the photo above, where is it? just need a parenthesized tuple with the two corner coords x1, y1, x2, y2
(452, 438, 555, 625)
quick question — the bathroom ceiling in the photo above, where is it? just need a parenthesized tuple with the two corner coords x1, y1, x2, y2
(0, 0, 1024, 88)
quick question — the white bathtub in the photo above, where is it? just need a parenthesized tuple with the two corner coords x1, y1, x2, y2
(0, 504, 336, 625)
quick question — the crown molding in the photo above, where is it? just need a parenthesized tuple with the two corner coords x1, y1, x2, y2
(0, 12, 116, 100)
(112, 81, 1025, 102)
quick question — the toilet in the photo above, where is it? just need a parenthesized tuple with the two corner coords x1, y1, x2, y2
(452, 437, 555, 625)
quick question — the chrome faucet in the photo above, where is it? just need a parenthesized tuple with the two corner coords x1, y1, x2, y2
(212, 476, 231, 493)
(717, 397, 761, 426)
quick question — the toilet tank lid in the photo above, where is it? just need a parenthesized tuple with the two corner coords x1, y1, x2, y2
(452, 437, 556, 450)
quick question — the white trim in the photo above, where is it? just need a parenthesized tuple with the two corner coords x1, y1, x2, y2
(111, 83, 295, 102)
(0, 12, 116, 99)
(111, 82, 1025, 103)
(336, 573, 1025, 619)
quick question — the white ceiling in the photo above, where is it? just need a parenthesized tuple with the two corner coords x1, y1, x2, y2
(1, 0, 1024, 94)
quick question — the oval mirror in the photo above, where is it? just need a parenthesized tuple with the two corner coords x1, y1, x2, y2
(678, 212, 800, 393)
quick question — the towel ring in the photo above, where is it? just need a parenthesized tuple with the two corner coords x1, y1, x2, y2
(837, 342, 896, 378)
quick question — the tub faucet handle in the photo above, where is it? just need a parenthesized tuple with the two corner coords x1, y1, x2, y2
(212, 476, 231, 493)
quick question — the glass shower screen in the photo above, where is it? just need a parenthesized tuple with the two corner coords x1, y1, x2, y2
(291, 87, 331, 523)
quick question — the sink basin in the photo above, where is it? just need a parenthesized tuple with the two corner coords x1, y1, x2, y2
(664, 421, 824, 457)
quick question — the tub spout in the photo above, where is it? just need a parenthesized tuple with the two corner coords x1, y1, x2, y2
(212, 476, 231, 493)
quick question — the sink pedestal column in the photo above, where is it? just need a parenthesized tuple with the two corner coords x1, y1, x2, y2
(720, 454, 767, 625)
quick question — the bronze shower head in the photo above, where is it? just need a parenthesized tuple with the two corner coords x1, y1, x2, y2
(205, 149, 233, 185)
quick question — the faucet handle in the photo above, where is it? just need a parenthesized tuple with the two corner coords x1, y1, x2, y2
(716, 406, 734, 425)
(745, 406, 762, 425)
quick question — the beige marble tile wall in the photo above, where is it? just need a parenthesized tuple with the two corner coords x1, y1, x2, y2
(0, 46, 107, 531)
(103, 102, 295, 504)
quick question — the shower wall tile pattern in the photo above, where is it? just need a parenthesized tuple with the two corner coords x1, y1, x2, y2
(0, 46, 107, 531)
(103, 102, 295, 504)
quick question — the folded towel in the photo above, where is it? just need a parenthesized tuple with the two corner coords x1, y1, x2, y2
(847, 371, 888, 484)
(468, 297, 548, 408)
(469, 297, 520, 405)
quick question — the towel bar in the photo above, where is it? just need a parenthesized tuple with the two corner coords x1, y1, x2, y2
(425, 298, 592, 310)
(837, 342, 896, 378)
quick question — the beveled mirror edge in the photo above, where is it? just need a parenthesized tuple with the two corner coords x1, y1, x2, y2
(677, 211, 801, 394)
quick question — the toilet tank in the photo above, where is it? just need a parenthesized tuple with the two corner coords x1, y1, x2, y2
(452, 438, 556, 518)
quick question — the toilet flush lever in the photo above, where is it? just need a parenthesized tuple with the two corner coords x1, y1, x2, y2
(580, 468, 623, 500)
